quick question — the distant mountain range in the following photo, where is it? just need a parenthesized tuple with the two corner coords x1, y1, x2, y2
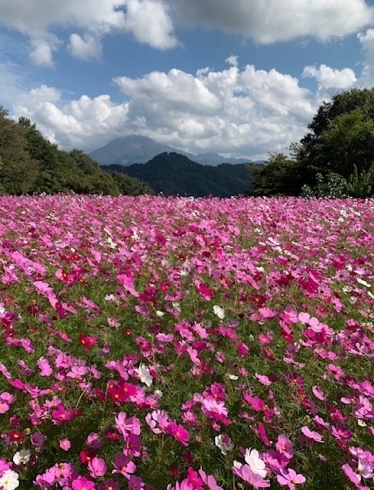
(103, 152, 260, 197)
(90, 135, 262, 166)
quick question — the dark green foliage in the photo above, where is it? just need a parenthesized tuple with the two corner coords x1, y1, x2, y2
(105, 152, 250, 197)
(104, 170, 154, 196)
(0, 108, 152, 196)
(0, 109, 40, 194)
(345, 163, 374, 198)
(301, 172, 347, 198)
(248, 88, 374, 198)
(246, 153, 303, 196)
(295, 88, 374, 179)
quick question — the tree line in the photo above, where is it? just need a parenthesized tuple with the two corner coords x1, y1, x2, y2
(0, 107, 154, 196)
(247, 88, 374, 198)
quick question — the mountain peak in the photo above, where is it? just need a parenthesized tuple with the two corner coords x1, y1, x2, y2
(89, 134, 255, 166)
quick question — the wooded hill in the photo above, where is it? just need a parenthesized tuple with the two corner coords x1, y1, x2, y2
(0, 107, 153, 196)
(104, 152, 254, 197)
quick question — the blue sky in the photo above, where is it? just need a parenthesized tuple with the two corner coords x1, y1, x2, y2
(1, 0, 374, 160)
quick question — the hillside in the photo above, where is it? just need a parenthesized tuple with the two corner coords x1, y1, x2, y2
(103, 152, 256, 197)
(0, 108, 153, 196)
(90, 135, 255, 166)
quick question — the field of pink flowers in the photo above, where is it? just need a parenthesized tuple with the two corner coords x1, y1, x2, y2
(0, 195, 374, 490)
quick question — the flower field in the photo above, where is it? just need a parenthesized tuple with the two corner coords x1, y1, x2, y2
(0, 195, 374, 490)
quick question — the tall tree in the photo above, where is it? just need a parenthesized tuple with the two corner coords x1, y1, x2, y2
(0, 108, 40, 194)
(246, 153, 302, 196)
(295, 88, 374, 177)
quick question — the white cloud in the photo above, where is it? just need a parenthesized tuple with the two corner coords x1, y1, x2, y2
(169, 0, 374, 44)
(123, 0, 177, 49)
(29, 40, 56, 66)
(302, 64, 358, 90)
(10, 63, 319, 159)
(226, 55, 238, 67)
(358, 28, 374, 86)
(14, 87, 129, 150)
(0, 0, 371, 69)
(302, 64, 358, 99)
(0, 0, 177, 65)
(67, 33, 102, 61)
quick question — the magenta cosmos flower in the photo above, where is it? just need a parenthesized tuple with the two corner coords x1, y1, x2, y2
(72, 477, 95, 490)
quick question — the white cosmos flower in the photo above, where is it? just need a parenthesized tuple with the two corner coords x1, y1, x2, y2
(136, 364, 153, 387)
(244, 448, 267, 478)
(0, 469, 20, 490)
(13, 449, 31, 465)
(213, 305, 225, 320)
(155, 310, 165, 317)
(357, 278, 371, 288)
(215, 434, 234, 455)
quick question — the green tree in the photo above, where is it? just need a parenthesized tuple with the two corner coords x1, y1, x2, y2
(295, 88, 374, 178)
(345, 163, 374, 198)
(105, 170, 154, 196)
(0, 108, 40, 194)
(246, 153, 302, 196)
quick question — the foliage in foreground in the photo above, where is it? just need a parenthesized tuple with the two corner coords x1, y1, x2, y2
(0, 195, 374, 490)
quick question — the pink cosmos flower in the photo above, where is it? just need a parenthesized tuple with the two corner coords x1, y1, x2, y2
(112, 454, 136, 478)
(88, 456, 107, 478)
(98, 480, 120, 490)
(86, 433, 102, 449)
(0, 401, 9, 414)
(202, 398, 228, 418)
(72, 476, 95, 490)
(331, 425, 353, 441)
(301, 426, 323, 442)
(255, 374, 272, 386)
(262, 449, 288, 473)
(37, 357, 52, 377)
(276, 435, 294, 460)
(51, 405, 75, 424)
(185, 467, 204, 489)
(277, 468, 306, 489)
(59, 438, 71, 451)
(124, 433, 141, 457)
(128, 475, 144, 489)
(312, 386, 326, 401)
(166, 421, 190, 446)
(198, 468, 224, 490)
(232, 463, 270, 488)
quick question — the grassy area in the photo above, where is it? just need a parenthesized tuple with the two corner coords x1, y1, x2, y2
(0, 195, 373, 490)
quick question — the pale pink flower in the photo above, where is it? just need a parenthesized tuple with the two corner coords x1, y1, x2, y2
(59, 438, 71, 451)
(301, 426, 323, 442)
(277, 468, 306, 489)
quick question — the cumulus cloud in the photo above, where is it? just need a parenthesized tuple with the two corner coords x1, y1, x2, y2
(170, 0, 374, 43)
(302, 64, 358, 100)
(10, 62, 321, 159)
(14, 86, 129, 150)
(67, 34, 102, 61)
(0, 0, 177, 65)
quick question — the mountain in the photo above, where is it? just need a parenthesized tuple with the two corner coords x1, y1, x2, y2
(102, 152, 259, 197)
(89, 135, 258, 166)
